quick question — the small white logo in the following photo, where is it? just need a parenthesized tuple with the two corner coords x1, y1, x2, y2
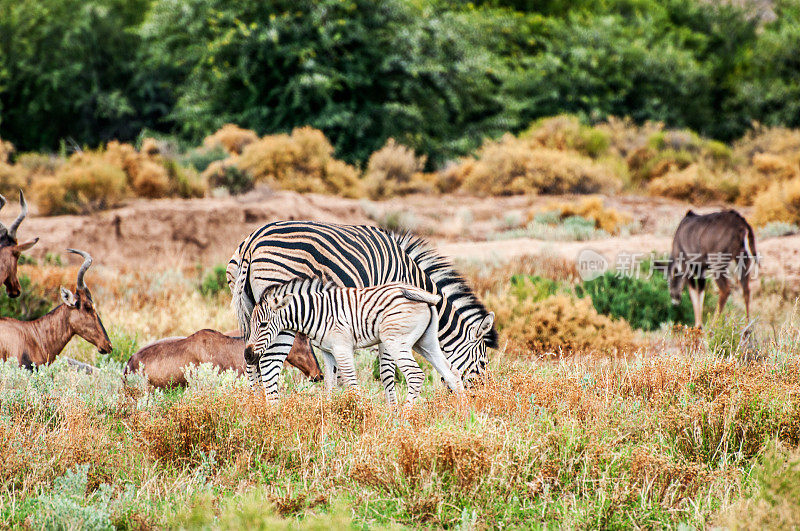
(577, 249, 608, 281)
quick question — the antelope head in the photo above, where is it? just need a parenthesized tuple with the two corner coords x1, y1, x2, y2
(0, 191, 38, 297)
(60, 249, 113, 354)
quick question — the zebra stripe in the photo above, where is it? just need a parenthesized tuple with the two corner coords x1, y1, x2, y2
(245, 278, 462, 403)
(228, 221, 496, 394)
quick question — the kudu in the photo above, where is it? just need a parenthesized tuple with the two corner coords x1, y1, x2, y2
(124, 328, 323, 389)
(0, 249, 113, 368)
(667, 210, 757, 327)
(0, 191, 38, 298)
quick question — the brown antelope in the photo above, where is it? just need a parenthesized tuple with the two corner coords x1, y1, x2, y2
(0, 249, 112, 368)
(0, 191, 38, 298)
(668, 210, 758, 327)
(123, 328, 323, 388)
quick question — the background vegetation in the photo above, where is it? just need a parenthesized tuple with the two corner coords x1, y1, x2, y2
(2, 0, 800, 166)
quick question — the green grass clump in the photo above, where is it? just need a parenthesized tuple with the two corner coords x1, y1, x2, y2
(575, 263, 715, 331)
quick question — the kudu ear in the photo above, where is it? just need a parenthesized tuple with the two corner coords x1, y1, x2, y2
(60, 287, 78, 308)
(474, 312, 495, 339)
(16, 238, 38, 252)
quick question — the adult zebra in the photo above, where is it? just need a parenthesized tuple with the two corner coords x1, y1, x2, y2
(227, 221, 497, 396)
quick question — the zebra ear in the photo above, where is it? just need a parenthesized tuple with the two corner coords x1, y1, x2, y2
(474, 312, 495, 340)
(269, 294, 294, 312)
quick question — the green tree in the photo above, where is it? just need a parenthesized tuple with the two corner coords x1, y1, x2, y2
(141, 0, 517, 164)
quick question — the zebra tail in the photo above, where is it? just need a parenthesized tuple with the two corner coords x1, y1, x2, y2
(231, 259, 255, 338)
(400, 286, 442, 306)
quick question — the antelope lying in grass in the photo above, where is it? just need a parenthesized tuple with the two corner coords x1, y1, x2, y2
(0, 249, 112, 368)
(245, 277, 464, 404)
(124, 328, 324, 389)
(0, 191, 38, 298)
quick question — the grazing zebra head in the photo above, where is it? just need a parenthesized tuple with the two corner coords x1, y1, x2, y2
(391, 231, 497, 384)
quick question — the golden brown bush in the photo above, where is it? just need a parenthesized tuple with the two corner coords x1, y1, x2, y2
(0, 163, 27, 196)
(203, 124, 259, 155)
(131, 159, 171, 198)
(364, 139, 428, 199)
(523, 115, 611, 158)
(32, 155, 128, 215)
(236, 126, 363, 197)
(0, 138, 14, 163)
(140, 137, 162, 157)
(753, 179, 800, 226)
(487, 292, 636, 355)
(458, 135, 621, 196)
(647, 164, 740, 203)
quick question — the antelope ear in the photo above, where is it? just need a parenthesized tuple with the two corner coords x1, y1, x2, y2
(60, 287, 77, 308)
(474, 312, 495, 339)
(16, 238, 38, 252)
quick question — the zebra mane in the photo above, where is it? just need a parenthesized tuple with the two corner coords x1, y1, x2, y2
(262, 276, 337, 301)
(389, 231, 498, 349)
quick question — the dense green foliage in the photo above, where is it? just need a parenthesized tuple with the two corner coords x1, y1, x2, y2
(575, 268, 716, 331)
(0, 275, 54, 321)
(2, 0, 800, 164)
(198, 265, 228, 298)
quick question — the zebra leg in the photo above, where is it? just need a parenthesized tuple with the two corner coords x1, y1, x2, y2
(246, 362, 260, 391)
(383, 341, 425, 403)
(413, 308, 464, 394)
(331, 344, 358, 389)
(257, 330, 295, 397)
(378, 344, 398, 405)
(320, 349, 338, 394)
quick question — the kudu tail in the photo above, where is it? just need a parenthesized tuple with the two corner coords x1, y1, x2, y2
(231, 259, 255, 339)
(741, 224, 759, 277)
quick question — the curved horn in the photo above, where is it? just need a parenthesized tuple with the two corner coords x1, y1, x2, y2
(67, 248, 93, 290)
(0, 193, 7, 238)
(8, 190, 27, 239)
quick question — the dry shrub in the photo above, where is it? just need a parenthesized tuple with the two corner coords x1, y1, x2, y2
(458, 135, 621, 196)
(734, 125, 800, 161)
(0, 162, 27, 196)
(203, 124, 259, 155)
(753, 179, 800, 226)
(0, 138, 13, 163)
(436, 160, 472, 193)
(523, 114, 610, 158)
(236, 126, 362, 197)
(32, 155, 128, 215)
(595, 116, 664, 159)
(140, 137, 162, 157)
(364, 139, 428, 199)
(488, 292, 636, 355)
(647, 163, 739, 203)
(539, 196, 632, 234)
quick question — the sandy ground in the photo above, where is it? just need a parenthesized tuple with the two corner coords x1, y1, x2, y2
(5, 187, 798, 285)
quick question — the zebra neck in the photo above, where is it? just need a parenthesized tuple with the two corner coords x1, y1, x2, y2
(286, 295, 331, 343)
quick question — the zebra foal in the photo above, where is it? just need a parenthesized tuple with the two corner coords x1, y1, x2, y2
(243, 277, 465, 403)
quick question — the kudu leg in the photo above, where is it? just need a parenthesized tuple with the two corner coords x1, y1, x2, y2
(715, 275, 732, 317)
(687, 277, 706, 328)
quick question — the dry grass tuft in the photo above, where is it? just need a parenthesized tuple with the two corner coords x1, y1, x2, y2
(535, 196, 632, 234)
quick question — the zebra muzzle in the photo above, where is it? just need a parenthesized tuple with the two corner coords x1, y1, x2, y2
(243, 345, 258, 365)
